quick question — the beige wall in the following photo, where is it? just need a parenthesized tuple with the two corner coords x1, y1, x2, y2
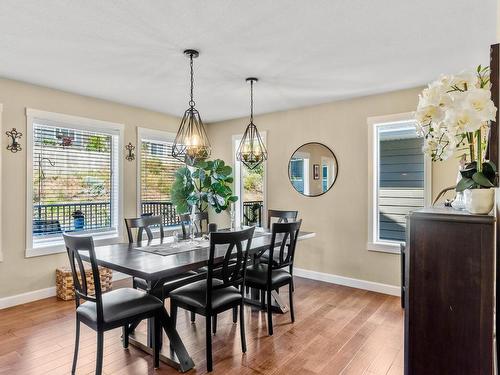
(208, 87, 457, 287)
(0, 78, 180, 298)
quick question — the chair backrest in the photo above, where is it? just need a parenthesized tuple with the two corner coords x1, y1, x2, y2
(63, 234, 104, 323)
(125, 215, 164, 243)
(267, 209, 298, 229)
(206, 227, 255, 308)
(179, 211, 209, 239)
(267, 220, 302, 270)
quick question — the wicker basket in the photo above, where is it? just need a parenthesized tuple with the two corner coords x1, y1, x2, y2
(56, 265, 113, 301)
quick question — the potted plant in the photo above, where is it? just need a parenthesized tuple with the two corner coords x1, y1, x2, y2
(415, 65, 497, 214)
(171, 159, 238, 215)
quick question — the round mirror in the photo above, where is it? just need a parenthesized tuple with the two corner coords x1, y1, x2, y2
(288, 142, 338, 197)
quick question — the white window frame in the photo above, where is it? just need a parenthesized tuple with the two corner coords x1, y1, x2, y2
(232, 132, 268, 228)
(136, 127, 182, 234)
(367, 112, 432, 254)
(0, 104, 3, 262)
(25, 108, 124, 257)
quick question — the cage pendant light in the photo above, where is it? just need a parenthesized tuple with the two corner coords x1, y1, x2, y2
(172, 49, 211, 165)
(236, 78, 268, 170)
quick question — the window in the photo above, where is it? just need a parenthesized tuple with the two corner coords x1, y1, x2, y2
(368, 113, 431, 253)
(138, 128, 184, 227)
(232, 134, 267, 228)
(26, 109, 123, 257)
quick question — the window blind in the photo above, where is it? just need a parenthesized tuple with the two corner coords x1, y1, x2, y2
(140, 139, 184, 226)
(32, 123, 114, 236)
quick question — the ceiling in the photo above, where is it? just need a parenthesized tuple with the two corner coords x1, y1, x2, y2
(0, 1, 497, 122)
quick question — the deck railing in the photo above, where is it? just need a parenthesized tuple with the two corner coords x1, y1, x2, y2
(33, 200, 181, 235)
(243, 200, 263, 227)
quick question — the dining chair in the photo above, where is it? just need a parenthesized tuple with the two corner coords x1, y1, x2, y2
(63, 234, 166, 374)
(249, 209, 299, 295)
(179, 211, 209, 239)
(169, 226, 255, 372)
(245, 220, 302, 336)
(267, 209, 298, 229)
(124, 216, 204, 337)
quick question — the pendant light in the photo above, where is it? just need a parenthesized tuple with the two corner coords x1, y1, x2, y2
(172, 49, 211, 165)
(236, 78, 268, 170)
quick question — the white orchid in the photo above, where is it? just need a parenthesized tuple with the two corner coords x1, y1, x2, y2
(465, 88, 497, 122)
(415, 65, 496, 163)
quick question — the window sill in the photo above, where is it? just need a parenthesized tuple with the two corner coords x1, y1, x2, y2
(26, 231, 121, 258)
(366, 241, 402, 254)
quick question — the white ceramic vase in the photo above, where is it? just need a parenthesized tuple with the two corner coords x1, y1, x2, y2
(464, 189, 495, 215)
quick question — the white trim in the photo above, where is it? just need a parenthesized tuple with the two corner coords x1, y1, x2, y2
(136, 127, 177, 218)
(0, 103, 3, 262)
(294, 267, 400, 296)
(0, 287, 57, 310)
(367, 112, 431, 254)
(232, 132, 268, 228)
(0, 272, 131, 309)
(25, 108, 125, 257)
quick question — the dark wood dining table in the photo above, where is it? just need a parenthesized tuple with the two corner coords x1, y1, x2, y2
(80, 229, 315, 372)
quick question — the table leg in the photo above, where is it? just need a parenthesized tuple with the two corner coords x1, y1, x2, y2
(127, 281, 194, 372)
(244, 287, 289, 313)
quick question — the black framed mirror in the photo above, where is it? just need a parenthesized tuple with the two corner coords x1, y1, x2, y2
(288, 142, 338, 197)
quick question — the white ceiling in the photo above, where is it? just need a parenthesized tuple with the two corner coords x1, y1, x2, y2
(0, 1, 497, 122)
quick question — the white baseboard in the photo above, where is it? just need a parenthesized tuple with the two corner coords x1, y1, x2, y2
(294, 267, 401, 297)
(0, 286, 56, 310)
(0, 271, 131, 310)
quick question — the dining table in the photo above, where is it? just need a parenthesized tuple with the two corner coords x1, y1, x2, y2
(80, 227, 316, 372)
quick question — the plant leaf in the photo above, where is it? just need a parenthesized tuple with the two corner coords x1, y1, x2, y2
(472, 172, 494, 188)
(456, 177, 475, 192)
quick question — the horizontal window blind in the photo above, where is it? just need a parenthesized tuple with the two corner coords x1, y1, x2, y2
(32, 123, 114, 236)
(140, 139, 184, 226)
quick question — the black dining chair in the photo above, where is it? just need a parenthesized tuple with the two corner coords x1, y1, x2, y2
(245, 220, 302, 336)
(249, 209, 299, 295)
(124, 216, 205, 337)
(169, 226, 255, 372)
(179, 211, 209, 239)
(63, 234, 167, 374)
(267, 209, 298, 229)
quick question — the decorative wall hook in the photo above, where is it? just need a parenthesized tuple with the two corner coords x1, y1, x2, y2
(125, 142, 135, 161)
(6, 128, 22, 153)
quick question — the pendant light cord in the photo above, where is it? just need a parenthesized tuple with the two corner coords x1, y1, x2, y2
(250, 79, 254, 123)
(189, 53, 195, 108)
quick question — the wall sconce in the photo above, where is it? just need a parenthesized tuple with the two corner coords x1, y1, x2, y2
(125, 142, 135, 161)
(6, 128, 22, 153)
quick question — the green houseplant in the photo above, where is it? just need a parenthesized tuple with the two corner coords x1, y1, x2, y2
(171, 159, 238, 214)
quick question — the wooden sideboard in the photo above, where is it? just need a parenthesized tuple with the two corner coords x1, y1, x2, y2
(404, 207, 495, 375)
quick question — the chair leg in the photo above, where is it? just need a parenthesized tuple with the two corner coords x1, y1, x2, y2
(122, 325, 129, 348)
(191, 311, 196, 323)
(170, 301, 178, 327)
(206, 316, 213, 372)
(232, 306, 238, 323)
(153, 314, 161, 368)
(260, 290, 266, 310)
(212, 314, 217, 334)
(289, 281, 295, 323)
(71, 319, 80, 375)
(128, 319, 141, 334)
(267, 289, 273, 336)
(239, 302, 247, 353)
(96, 331, 104, 375)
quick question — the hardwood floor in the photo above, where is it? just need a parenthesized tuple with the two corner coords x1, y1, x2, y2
(0, 277, 403, 374)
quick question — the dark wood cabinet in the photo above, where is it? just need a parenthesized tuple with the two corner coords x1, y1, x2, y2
(404, 207, 495, 375)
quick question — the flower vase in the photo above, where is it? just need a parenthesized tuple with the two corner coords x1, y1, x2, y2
(451, 168, 466, 210)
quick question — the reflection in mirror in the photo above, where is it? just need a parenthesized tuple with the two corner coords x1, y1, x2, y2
(288, 142, 338, 196)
